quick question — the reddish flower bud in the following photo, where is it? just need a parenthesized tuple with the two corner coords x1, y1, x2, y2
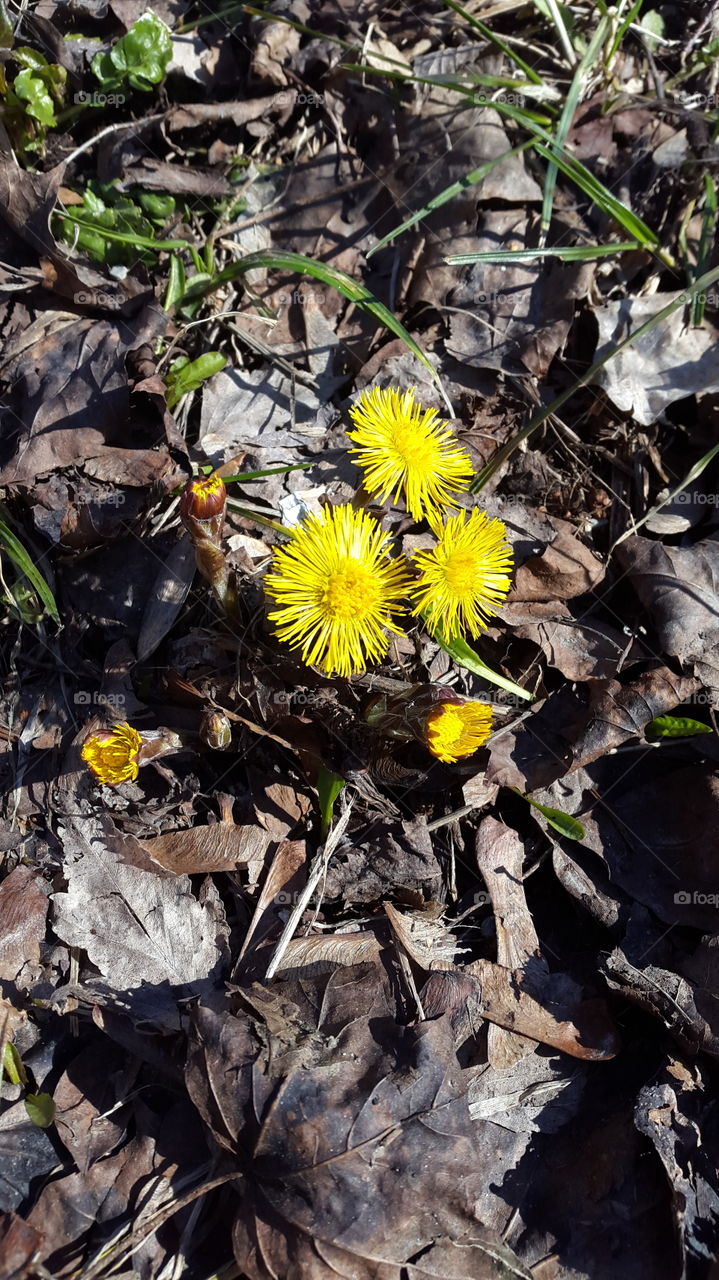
(180, 472, 227, 523)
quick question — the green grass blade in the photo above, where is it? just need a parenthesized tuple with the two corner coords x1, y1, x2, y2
(611, 436, 719, 550)
(0, 517, 59, 622)
(538, 17, 609, 245)
(181, 250, 440, 381)
(344, 62, 665, 258)
(220, 463, 313, 483)
(471, 262, 719, 492)
(533, 140, 663, 252)
(368, 142, 534, 257)
(440, 0, 544, 84)
(55, 214, 205, 272)
(692, 174, 717, 326)
(446, 242, 638, 264)
(607, 0, 643, 63)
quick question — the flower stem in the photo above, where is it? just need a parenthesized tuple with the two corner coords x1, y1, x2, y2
(429, 624, 534, 702)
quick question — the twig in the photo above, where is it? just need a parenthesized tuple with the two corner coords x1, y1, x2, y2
(62, 115, 164, 168)
(264, 794, 354, 981)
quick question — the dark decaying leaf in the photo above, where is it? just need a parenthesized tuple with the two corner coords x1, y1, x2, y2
(635, 1064, 719, 1274)
(617, 534, 719, 705)
(475, 817, 542, 1066)
(0, 311, 166, 490)
(0, 866, 48, 986)
(0, 1211, 44, 1280)
(53, 1041, 138, 1173)
(575, 764, 719, 931)
(187, 1001, 533, 1280)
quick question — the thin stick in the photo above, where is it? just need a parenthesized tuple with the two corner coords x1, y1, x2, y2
(264, 795, 354, 981)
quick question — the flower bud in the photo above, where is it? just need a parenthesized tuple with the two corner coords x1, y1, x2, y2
(199, 709, 232, 750)
(179, 472, 235, 614)
(364, 683, 492, 763)
(180, 472, 227, 525)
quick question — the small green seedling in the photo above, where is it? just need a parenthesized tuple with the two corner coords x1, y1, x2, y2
(92, 10, 172, 93)
(166, 352, 227, 410)
(0, 46, 66, 153)
(646, 715, 713, 739)
(513, 789, 586, 840)
(55, 183, 177, 266)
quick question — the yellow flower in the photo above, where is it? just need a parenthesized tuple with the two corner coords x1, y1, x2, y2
(410, 508, 513, 640)
(81, 722, 143, 785)
(347, 386, 474, 522)
(264, 504, 413, 678)
(424, 700, 493, 763)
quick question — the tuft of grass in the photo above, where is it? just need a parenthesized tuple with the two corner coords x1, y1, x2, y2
(0, 512, 59, 623)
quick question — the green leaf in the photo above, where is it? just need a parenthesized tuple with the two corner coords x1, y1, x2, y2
(165, 351, 227, 410)
(134, 189, 176, 220)
(24, 1092, 56, 1128)
(164, 254, 187, 311)
(0, 0, 14, 48)
(646, 715, 713, 739)
(13, 68, 57, 125)
(2, 1042, 27, 1086)
(179, 250, 440, 382)
(0, 515, 59, 622)
(515, 791, 586, 840)
(430, 624, 533, 701)
(93, 11, 172, 92)
(317, 766, 345, 840)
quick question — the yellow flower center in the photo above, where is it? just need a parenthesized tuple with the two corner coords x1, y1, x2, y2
(322, 563, 381, 620)
(390, 422, 436, 470)
(443, 550, 478, 595)
(425, 701, 493, 763)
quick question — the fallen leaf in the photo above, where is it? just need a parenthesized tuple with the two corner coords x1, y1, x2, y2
(52, 814, 229, 1022)
(594, 292, 719, 425)
(0, 867, 48, 986)
(616, 533, 719, 704)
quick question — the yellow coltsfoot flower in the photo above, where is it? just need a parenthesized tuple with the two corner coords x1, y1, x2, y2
(410, 508, 513, 641)
(347, 385, 474, 523)
(81, 722, 142, 785)
(424, 699, 493, 763)
(264, 503, 413, 678)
